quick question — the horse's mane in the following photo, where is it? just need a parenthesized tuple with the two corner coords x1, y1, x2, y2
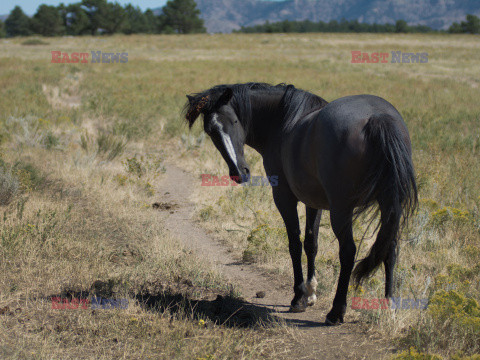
(183, 82, 328, 130)
(280, 84, 329, 132)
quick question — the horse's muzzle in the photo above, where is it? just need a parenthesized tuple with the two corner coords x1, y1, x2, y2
(230, 166, 250, 184)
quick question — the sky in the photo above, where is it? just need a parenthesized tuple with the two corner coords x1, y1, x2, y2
(0, 0, 169, 15)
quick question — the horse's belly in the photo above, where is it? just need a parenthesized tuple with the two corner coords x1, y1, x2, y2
(286, 169, 330, 210)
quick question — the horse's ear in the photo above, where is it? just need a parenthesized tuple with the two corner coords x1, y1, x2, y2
(186, 95, 195, 104)
(217, 88, 233, 106)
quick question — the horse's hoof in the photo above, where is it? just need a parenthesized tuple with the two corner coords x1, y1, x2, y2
(325, 309, 344, 325)
(290, 296, 307, 313)
(307, 294, 317, 306)
(325, 314, 343, 326)
(290, 303, 307, 313)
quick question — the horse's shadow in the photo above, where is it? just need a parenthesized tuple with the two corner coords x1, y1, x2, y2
(135, 291, 334, 328)
(135, 291, 277, 328)
(45, 281, 331, 328)
(43, 282, 276, 328)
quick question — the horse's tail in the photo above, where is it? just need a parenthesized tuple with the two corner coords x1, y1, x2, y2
(352, 114, 418, 285)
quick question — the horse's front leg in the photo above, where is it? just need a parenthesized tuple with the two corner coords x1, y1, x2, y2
(272, 189, 306, 312)
(326, 208, 356, 325)
(305, 206, 322, 306)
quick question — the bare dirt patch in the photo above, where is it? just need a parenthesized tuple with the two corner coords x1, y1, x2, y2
(42, 73, 82, 109)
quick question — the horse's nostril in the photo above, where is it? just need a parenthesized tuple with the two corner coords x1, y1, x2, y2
(244, 168, 250, 175)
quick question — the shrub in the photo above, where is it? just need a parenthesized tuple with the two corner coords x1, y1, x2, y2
(21, 38, 49, 46)
(42, 131, 59, 149)
(13, 162, 44, 192)
(428, 290, 480, 354)
(198, 205, 214, 222)
(242, 224, 287, 263)
(0, 167, 19, 205)
(392, 347, 443, 360)
(6, 116, 43, 148)
(96, 133, 127, 161)
(429, 206, 471, 229)
(124, 156, 145, 178)
(180, 133, 205, 150)
(114, 174, 128, 186)
(123, 154, 164, 179)
(80, 131, 127, 161)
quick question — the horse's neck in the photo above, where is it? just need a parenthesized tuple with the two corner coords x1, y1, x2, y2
(245, 92, 284, 155)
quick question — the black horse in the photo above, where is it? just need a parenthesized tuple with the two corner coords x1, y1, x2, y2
(184, 83, 417, 325)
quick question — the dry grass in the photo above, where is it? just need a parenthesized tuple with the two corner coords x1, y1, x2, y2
(0, 113, 290, 358)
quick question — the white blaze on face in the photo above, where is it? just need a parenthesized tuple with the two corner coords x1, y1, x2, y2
(212, 113, 237, 167)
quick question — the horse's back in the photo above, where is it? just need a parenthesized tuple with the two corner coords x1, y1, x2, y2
(318, 94, 404, 129)
(282, 94, 408, 210)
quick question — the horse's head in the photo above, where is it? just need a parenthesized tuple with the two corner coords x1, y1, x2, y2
(185, 87, 250, 184)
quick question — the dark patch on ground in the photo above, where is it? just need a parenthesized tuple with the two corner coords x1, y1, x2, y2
(152, 202, 179, 212)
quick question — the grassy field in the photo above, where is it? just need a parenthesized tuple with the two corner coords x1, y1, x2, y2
(0, 33, 479, 359)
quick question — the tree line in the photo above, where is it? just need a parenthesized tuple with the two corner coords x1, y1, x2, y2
(448, 14, 480, 34)
(0, 0, 206, 37)
(234, 15, 480, 34)
(0, 0, 478, 37)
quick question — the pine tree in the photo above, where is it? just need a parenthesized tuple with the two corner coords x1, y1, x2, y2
(5, 6, 31, 37)
(158, 0, 206, 34)
(81, 0, 126, 35)
(31, 5, 65, 36)
(463, 14, 480, 34)
(449, 14, 480, 34)
(81, 0, 107, 35)
(0, 20, 6, 38)
(143, 9, 158, 34)
(395, 20, 408, 33)
(101, 2, 126, 34)
(448, 22, 462, 33)
(122, 5, 147, 34)
(65, 4, 91, 35)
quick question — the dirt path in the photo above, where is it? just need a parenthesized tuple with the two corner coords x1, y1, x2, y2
(156, 164, 394, 360)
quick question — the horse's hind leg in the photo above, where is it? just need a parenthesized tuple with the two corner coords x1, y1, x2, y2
(326, 208, 356, 325)
(304, 206, 321, 306)
(380, 202, 400, 298)
(384, 241, 397, 298)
